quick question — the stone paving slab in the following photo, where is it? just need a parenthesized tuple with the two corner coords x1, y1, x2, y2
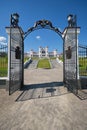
(0, 89, 87, 130)
(17, 85, 68, 101)
(27, 60, 38, 69)
(0, 64, 87, 130)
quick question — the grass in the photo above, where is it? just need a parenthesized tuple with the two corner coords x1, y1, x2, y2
(0, 56, 87, 76)
(31, 57, 39, 60)
(59, 56, 63, 61)
(37, 58, 51, 69)
(0, 56, 30, 77)
(50, 57, 56, 60)
(0, 68, 7, 77)
(24, 57, 30, 63)
(0, 57, 8, 77)
(79, 57, 87, 76)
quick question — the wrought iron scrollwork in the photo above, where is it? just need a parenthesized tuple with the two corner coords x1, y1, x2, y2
(24, 19, 62, 39)
(34, 20, 53, 28)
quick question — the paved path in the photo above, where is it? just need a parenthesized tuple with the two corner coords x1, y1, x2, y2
(0, 64, 87, 130)
(24, 61, 63, 84)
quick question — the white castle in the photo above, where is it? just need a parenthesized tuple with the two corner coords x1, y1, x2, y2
(27, 46, 58, 58)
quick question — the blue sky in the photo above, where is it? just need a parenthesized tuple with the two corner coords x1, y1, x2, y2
(0, 0, 87, 53)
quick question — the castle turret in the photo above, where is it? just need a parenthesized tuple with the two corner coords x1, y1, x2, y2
(39, 46, 42, 57)
(53, 49, 57, 57)
(45, 46, 48, 57)
(30, 49, 33, 57)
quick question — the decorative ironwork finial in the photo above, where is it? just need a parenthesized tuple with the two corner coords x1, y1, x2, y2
(11, 13, 19, 27)
(67, 14, 76, 27)
(34, 19, 53, 28)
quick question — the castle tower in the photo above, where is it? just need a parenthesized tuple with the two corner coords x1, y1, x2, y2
(30, 49, 33, 57)
(53, 49, 57, 57)
(39, 46, 49, 58)
(45, 46, 48, 57)
(39, 46, 41, 58)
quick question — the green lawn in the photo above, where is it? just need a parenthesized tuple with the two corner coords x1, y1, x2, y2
(24, 57, 30, 63)
(31, 57, 39, 60)
(0, 56, 87, 76)
(0, 56, 30, 77)
(50, 57, 56, 60)
(59, 55, 63, 61)
(0, 57, 8, 77)
(0, 68, 7, 77)
(37, 58, 51, 69)
(79, 58, 87, 76)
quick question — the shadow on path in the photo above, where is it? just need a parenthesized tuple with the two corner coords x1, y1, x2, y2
(16, 82, 70, 101)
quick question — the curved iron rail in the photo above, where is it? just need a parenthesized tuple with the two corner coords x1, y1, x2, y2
(24, 19, 63, 39)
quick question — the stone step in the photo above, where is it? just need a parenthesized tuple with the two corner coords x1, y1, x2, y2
(28, 60, 38, 69)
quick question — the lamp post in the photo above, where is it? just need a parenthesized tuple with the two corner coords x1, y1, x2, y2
(11, 13, 19, 27)
(67, 14, 76, 27)
(67, 14, 73, 27)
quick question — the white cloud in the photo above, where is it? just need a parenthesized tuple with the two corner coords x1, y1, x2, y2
(0, 42, 7, 46)
(0, 36, 7, 46)
(36, 35, 41, 39)
(0, 36, 6, 42)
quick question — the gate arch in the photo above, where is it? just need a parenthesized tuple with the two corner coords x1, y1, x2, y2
(24, 19, 63, 39)
(6, 13, 80, 95)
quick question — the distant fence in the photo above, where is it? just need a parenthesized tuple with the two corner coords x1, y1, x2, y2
(0, 43, 8, 77)
(78, 45, 87, 76)
(77, 45, 87, 99)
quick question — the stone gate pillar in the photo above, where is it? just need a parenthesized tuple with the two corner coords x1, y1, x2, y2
(62, 27, 80, 92)
(6, 27, 24, 94)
